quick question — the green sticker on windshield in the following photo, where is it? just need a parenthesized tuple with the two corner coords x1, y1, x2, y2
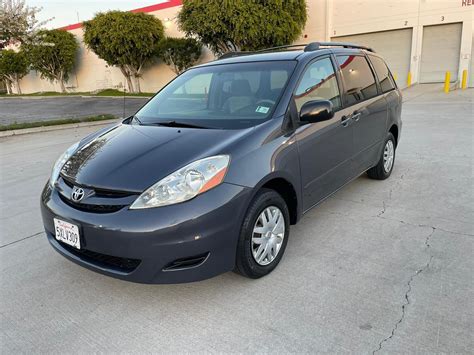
(256, 106, 269, 114)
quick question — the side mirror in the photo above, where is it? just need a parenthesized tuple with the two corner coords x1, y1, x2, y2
(299, 100, 334, 124)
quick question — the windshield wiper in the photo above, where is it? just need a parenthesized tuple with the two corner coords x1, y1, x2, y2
(151, 120, 209, 129)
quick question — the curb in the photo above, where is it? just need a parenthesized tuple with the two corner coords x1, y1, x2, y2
(0, 119, 119, 138)
(80, 95, 151, 99)
(0, 95, 151, 100)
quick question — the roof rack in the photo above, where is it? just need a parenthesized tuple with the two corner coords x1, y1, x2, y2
(218, 41, 374, 60)
(304, 42, 374, 52)
(254, 44, 307, 53)
(218, 44, 306, 60)
(218, 51, 255, 60)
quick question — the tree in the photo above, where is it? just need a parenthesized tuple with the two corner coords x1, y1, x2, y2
(157, 37, 201, 74)
(25, 29, 78, 93)
(177, 0, 308, 55)
(0, 49, 29, 94)
(0, 0, 52, 48)
(83, 11, 165, 93)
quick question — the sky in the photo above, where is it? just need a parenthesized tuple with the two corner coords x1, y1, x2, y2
(27, 0, 167, 29)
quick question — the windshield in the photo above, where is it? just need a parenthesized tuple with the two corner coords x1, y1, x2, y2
(135, 61, 296, 129)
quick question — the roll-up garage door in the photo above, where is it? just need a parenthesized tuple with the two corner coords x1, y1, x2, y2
(470, 34, 474, 88)
(332, 28, 412, 88)
(420, 23, 462, 83)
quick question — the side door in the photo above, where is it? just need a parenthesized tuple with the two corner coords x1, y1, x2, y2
(335, 54, 388, 172)
(293, 56, 354, 212)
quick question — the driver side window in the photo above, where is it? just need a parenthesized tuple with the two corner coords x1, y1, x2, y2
(294, 58, 342, 112)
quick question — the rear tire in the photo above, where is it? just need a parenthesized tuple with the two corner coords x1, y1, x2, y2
(234, 188, 290, 279)
(367, 132, 396, 180)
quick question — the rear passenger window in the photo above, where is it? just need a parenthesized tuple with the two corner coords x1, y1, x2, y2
(369, 55, 396, 93)
(294, 57, 342, 111)
(337, 55, 378, 105)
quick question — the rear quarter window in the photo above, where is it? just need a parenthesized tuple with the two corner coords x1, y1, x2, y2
(369, 55, 396, 93)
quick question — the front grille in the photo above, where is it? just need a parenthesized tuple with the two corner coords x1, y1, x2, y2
(59, 193, 126, 213)
(61, 176, 135, 198)
(60, 242, 141, 273)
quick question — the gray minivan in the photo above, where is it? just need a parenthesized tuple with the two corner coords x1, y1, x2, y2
(41, 42, 402, 283)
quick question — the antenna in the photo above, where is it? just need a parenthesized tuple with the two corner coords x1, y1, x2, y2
(123, 79, 126, 119)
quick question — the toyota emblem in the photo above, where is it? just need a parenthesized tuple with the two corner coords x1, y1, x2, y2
(71, 186, 85, 202)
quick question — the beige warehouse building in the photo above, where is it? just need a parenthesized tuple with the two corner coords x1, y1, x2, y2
(16, 0, 474, 94)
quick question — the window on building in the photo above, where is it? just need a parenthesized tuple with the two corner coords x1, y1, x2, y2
(337, 55, 378, 105)
(294, 57, 342, 111)
(369, 55, 396, 93)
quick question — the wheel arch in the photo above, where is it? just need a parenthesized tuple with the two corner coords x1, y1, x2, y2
(389, 124, 399, 147)
(251, 173, 301, 225)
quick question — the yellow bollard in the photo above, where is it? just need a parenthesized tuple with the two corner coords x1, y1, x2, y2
(444, 71, 451, 93)
(407, 72, 412, 87)
(461, 69, 468, 90)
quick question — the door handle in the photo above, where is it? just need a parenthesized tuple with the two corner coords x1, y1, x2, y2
(351, 112, 361, 122)
(341, 115, 352, 127)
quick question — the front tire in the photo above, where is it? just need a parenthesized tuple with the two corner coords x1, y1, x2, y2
(235, 189, 290, 279)
(367, 132, 396, 180)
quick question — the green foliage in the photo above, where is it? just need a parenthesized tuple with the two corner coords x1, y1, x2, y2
(0, 49, 29, 94)
(25, 29, 78, 92)
(83, 11, 165, 92)
(177, 0, 308, 55)
(0, 89, 154, 97)
(0, 114, 116, 132)
(0, 49, 29, 78)
(157, 37, 201, 74)
(94, 89, 154, 97)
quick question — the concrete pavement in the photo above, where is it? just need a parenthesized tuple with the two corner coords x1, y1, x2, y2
(0, 96, 149, 125)
(0, 85, 472, 353)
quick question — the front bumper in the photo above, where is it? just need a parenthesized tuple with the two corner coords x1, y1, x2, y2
(40, 182, 251, 284)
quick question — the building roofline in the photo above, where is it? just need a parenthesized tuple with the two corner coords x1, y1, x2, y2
(130, 0, 182, 14)
(60, 0, 182, 31)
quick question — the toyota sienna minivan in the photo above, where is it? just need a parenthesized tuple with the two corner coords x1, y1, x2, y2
(41, 42, 402, 283)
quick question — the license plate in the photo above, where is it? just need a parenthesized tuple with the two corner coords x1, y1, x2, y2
(54, 218, 81, 249)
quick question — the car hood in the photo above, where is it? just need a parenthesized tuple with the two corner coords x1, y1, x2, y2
(61, 123, 253, 192)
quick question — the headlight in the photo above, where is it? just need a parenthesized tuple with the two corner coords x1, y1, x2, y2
(130, 155, 230, 209)
(49, 142, 79, 187)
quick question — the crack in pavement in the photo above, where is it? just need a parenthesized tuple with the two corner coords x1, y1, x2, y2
(324, 202, 473, 237)
(376, 214, 473, 237)
(372, 227, 436, 354)
(372, 194, 472, 237)
(377, 201, 386, 217)
(0, 231, 44, 249)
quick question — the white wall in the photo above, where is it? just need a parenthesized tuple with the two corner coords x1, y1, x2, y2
(17, 5, 213, 94)
(329, 0, 473, 86)
(15, 0, 474, 93)
(470, 30, 474, 87)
